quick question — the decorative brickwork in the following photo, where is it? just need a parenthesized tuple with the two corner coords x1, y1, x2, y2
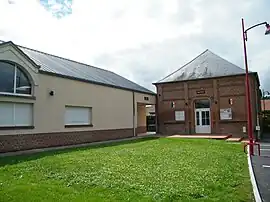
(155, 74, 261, 138)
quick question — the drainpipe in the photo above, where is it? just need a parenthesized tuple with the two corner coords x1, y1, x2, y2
(155, 94, 159, 134)
(132, 91, 136, 136)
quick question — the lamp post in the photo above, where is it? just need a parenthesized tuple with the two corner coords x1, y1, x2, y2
(241, 18, 270, 155)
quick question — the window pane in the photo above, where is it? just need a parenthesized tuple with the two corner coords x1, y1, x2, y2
(14, 103, 33, 126)
(202, 111, 206, 125)
(0, 62, 15, 93)
(195, 100, 210, 109)
(196, 111, 200, 125)
(65, 106, 91, 125)
(16, 67, 31, 94)
(206, 117, 210, 125)
(0, 102, 14, 126)
(205, 111, 210, 125)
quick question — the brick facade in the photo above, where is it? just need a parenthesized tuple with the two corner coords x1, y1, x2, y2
(155, 73, 261, 138)
(136, 126, 147, 134)
(0, 128, 133, 153)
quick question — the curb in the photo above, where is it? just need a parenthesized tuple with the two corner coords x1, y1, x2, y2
(247, 145, 262, 202)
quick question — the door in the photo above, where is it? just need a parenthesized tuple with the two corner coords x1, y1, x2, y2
(195, 108, 211, 133)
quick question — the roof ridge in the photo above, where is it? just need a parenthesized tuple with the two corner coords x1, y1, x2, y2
(0, 39, 115, 74)
(157, 49, 209, 83)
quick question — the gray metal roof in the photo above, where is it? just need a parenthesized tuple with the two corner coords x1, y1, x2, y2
(0, 40, 155, 95)
(157, 49, 247, 83)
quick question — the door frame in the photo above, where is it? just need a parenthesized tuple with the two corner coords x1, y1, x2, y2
(195, 108, 211, 133)
(193, 98, 212, 134)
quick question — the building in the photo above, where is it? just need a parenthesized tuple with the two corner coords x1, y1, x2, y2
(261, 99, 270, 111)
(146, 105, 155, 116)
(153, 49, 261, 138)
(0, 41, 156, 152)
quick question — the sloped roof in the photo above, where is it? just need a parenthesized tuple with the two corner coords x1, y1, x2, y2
(156, 49, 247, 83)
(0, 40, 155, 95)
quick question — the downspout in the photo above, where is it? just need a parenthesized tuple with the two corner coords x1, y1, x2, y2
(132, 91, 136, 137)
(155, 94, 159, 134)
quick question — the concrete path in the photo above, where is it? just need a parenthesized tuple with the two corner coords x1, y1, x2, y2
(251, 142, 270, 202)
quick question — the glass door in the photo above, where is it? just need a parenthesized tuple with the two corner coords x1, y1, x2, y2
(195, 108, 211, 133)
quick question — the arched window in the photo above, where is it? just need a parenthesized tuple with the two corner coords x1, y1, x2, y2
(0, 61, 32, 95)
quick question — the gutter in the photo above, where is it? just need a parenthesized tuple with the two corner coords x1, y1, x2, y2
(152, 72, 258, 86)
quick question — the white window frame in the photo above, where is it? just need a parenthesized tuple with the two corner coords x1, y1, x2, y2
(0, 102, 34, 127)
(64, 106, 92, 126)
(0, 62, 32, 97)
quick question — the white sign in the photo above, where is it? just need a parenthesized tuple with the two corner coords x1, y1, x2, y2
(243, 126, 246, 133)
(175, 111, 185, 121)
(220, 108, 232, 120)
(256, 126, 260, 131)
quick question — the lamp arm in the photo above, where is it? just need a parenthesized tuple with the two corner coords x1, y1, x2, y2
(245, 22, 268, 33)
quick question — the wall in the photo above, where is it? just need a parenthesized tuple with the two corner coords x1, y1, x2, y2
(133, 92, 156, 134)
(0, 73, 135, 135)
(136, 104, 147, 134)
(156, 74, 260, 137)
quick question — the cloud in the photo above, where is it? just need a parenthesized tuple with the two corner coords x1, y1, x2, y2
(94, 0, 270, 91)
(0, 0, 270, 92)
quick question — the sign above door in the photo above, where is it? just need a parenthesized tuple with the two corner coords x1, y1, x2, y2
(196, 90, 205, 94)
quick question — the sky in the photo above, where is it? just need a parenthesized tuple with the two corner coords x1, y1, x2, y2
(0, 0, 270, 92)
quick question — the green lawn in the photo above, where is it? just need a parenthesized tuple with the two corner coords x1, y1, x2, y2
(0, 137, 252, 202)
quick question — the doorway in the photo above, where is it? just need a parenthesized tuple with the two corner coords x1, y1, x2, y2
(194, 100, 211, 133)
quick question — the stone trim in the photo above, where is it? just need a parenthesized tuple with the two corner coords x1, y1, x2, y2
(65, 124, 93, 128)
(0, 126, 34, 130)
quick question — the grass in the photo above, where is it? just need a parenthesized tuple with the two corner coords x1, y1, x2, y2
(0, 137, 252, 202)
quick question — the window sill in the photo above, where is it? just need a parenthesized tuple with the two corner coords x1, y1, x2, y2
(0, 93, 36, 100)
(0, 126, 34, 130)
(164, 121, 185, 124)
(219, 120, 246, 123)
(65, 124, 93, 128)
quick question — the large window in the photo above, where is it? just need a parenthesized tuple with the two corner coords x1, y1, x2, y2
(0, 102, 33, 127)
(0, 61, 31, 95)
(65, 106, 92, 126)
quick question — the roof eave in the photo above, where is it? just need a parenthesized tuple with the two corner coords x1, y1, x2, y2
(0, 41, 41, 69)
(153, 72, 258, 85)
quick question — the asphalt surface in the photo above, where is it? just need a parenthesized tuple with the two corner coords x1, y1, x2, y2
(251, 142, 270, 202)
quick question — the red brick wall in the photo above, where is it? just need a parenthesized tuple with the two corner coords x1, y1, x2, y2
(155, 74, 260, 137)
(136, 126, 147, 134)
(0, 128, 133, 153)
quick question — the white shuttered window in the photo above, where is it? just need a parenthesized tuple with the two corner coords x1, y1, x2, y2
(65, 106, 92, 125)
(0, 102, 33, 126)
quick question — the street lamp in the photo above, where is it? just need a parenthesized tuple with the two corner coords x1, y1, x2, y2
(242, 18, 270, 156)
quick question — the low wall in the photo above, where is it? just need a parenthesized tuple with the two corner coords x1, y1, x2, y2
(0, 128, 133, 153)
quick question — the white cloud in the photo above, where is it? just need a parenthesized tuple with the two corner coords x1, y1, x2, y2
(0, 0, 270, 92)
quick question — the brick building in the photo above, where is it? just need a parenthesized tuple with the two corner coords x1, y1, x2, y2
(154, 49, 261, 138)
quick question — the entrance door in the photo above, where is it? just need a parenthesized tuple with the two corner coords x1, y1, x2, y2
(194, 100, 211, 134)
